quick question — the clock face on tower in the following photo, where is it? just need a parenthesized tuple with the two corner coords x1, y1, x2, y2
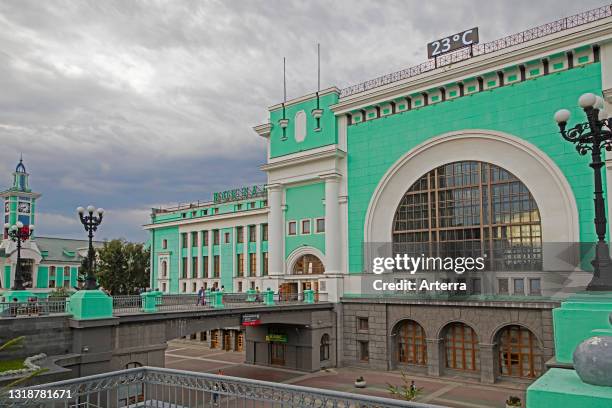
(18, 202, 31, 214)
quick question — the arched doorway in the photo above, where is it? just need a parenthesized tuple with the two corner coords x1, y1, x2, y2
(496, 325, 542, 379)
(393, 320, 427, 366)
(292, 254, 325, 275)
(392, 161, 542, 271)
(443, 322, 479, 372)
(320, 333, 330, 362)
(280, 253, 325, 301)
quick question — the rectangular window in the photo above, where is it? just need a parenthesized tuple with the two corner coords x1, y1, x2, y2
(529, 278, 541, 295)
(63, 278, 70, 288)
(316, 218, 325, 233)
(236, 204, 242, 211)
(192, 257, 198, 278)
(301, 219, 311, 234)
(162, 282, 167, 292)
(203, 231, 209, 246)
(238, 281, 243, 292)
(192, 282, 197, 292)
(181, 233, 188, 248)
(213, 230, 220, 245)
(498, 278, 509, 295)
(288, 221, 297, 236)
(213, 256, 220, 278)
(513, 278, 525, 295)
(249, 225, 256, 242)
(249, 253, 256, 277)
(358, 317, 369, 331)
(191, 231, 198, 247)
(182, 257, 188, 278)
(237, 254, 244, 277)
(203, 256, 209, 278)
(263, 252, 269, 276)
(49, 266, 57, 288)
(471, 278, 481, 295)
(162, 239, 167, 249)
(359, 341, 369, 362)
(262, 224, 268, 241)
(250, 281, 256, 290)
(249, 202, 255, 209)
(236, 226, 244, 243)
(182, 282, 187, 293)
(224, 232, 230, 244)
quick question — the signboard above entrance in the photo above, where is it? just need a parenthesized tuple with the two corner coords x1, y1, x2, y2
(241, 314, 261, 326)
(213, 184, 266, 204)
(265, 334, 288, 343)
(427, 27, 479, 59)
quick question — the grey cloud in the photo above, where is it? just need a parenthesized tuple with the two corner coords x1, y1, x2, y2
(0, 0, 604, 241)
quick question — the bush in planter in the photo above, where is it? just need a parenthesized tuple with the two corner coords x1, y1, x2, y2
(387, 371, 423, 401)
(506, 396, 522, 407)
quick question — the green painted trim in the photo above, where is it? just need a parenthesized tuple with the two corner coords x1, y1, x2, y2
(398, 104, 406, 110)
(527, 368, 612, 408)
(467, 85, 476, 92)
(553, 62, 564, 70)
(578, 55, 589, 64)
(449, 91, 457, 97)
(508, 75, 517, 82)
(487, 80, 496, 87)
(529, 68, 540, 76)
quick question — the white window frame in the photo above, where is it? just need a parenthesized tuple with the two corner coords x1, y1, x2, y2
(287, 221, 297, 236)
(301, 219, 311, 235)
(315, 217, 325, 234)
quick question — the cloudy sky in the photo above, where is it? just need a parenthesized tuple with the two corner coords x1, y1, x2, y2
(0, 0, 606, 242)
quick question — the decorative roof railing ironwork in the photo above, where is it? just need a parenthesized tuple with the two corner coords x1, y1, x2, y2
(339, 4, 612, 98)
(3, 366, 448, 407)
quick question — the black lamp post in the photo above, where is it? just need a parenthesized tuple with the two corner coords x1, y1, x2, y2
(4, 221, 34, 290)
(77, 205, 104, 290)
(555, 92, 612, 291)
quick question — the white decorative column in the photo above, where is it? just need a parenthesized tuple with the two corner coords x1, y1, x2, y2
(197, 230, 203, 279)
(267, 184, 284, 276)
(323, 174, 341, 275)
(255, 224, 261, 277)
(322, 173, 342, 303)
(187, 231, 192, 280)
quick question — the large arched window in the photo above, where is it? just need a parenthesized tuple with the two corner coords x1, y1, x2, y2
(444, 322, 479, 371)
(320, 334, 330, 361)
(497, 325, 542, 378)
(395, 320, 427, 366)
(292, 255, 325, 275)
(392, 161, 542, 271)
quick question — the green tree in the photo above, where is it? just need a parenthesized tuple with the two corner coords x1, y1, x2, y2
(97, 239, 150, 295)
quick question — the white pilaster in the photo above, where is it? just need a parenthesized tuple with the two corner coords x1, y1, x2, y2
(186, 231, 192, 279)
(322, 174, 342, 275)
(255, 224, 261, 277)
(197, 230, 203, 279)
(267, 184, 284, 276)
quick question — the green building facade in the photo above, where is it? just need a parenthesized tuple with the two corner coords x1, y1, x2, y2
(150, 9, 612, 387)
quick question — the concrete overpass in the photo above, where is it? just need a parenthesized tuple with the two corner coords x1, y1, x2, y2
(0, 297, 336, 384)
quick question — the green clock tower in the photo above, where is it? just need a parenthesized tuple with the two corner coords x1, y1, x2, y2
(2, 157, 40, 239)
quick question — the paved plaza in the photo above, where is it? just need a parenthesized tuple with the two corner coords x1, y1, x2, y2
(165, 340, 527, 408)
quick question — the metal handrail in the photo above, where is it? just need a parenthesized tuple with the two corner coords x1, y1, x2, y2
(0, 299, 67, 317)
(3, 366, 447, 407)
(339, 4, 612, 97)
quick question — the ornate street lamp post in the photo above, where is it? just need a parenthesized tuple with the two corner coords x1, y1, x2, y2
(555, 92, 612, 290)
(3, 221, 34, 290)
(77, 205, 104, 290)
